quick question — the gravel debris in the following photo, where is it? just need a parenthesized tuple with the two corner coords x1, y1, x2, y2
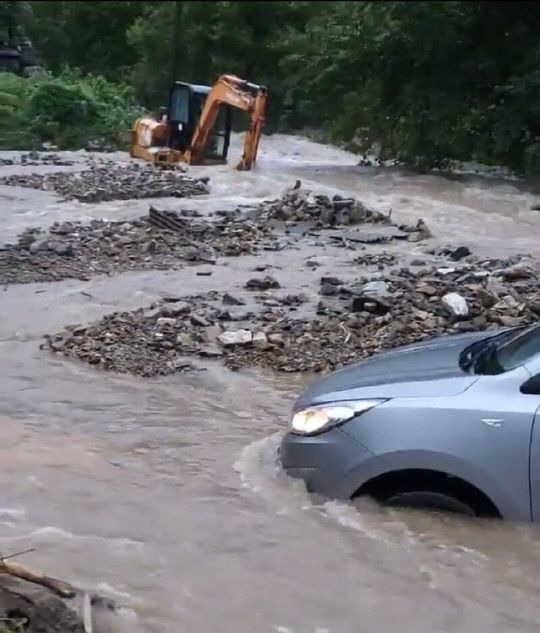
(42, 253, 540, 376)
(0, 159, 209, 202)
(0, 207, 278, 284)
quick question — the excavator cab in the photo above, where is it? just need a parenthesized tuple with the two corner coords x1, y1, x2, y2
(167, 82, 232, 163)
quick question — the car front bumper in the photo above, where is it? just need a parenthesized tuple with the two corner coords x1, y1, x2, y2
(279, 427, 375, 499)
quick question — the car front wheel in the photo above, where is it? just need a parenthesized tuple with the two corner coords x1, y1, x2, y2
(382, 490, 477, 517)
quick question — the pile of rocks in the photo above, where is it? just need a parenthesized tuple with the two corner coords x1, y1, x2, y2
(0, 207, 279, 285)
(20, 151, 76, 166)
(0, 159, 209, 202)
(252, 180, 390, 226)
(247, 182, 432, 245)
(42, 254, 540, 376)
(0, 153, 75, 167)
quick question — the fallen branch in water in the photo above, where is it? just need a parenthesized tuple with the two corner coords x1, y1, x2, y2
(0, 560, 76, 598)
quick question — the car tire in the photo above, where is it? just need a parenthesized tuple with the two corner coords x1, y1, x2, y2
(382, 490, 477, 517)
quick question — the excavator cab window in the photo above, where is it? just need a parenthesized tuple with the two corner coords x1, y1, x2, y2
(169, 85, 190, 124)
(167, 82, 231, 161)
(168, 83, 192, 151)
(206, 103, 232, 162)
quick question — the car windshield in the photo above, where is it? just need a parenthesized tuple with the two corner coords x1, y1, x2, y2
(459, 324, 540, 375)
(496, 324, 540, 371)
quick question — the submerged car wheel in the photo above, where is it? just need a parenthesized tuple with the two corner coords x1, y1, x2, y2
(382, 490, 477, 517)
(356, 470, 501, 518)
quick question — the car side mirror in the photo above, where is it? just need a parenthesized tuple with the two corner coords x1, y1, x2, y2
(521, 373, 540, 395)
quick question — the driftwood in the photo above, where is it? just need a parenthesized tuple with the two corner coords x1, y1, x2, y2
(0, 555, 117, 633)
(0, 560, 76, 599)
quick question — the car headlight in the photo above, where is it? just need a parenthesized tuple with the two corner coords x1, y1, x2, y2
(291, 399, 386, 436)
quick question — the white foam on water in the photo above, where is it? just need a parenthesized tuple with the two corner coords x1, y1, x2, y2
(94, 582, 137, 604)
(0, 507, 26, 518)
(29, 525, 75, 539)
(233, 432, 313, 511)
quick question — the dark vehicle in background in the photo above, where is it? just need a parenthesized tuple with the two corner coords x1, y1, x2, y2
(0, 17, 40, 76)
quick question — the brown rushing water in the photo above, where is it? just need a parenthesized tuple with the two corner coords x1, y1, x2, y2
(1, 136, 540, 633)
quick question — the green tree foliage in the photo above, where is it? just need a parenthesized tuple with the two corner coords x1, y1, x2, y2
(0, 69, 144, 149)
(18, 1, 145, 80)
(126, 1, 311, 128)
(6, 0, 540, 173)
(277, 1, 540, 173)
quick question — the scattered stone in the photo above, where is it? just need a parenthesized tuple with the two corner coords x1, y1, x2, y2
(416, 283, 438, 297)
(191, 313, 210, 327)
(29, 236, 49, 254)
(352, 295, 391, 315)
(0, 207, 278, 285)
(160, 301, 190, 317)
(498, 315, 523, 328)
(448, 246, 472, 261)
(223, 293, 245, 306)
(320, 283, 340, 296)
(245, 276, 280, 290)
(320, 276, 341, 286)
(252, 332, 269, 349)
(252, 182, 398, 230)
(0, 159, 209, 202)
(2, 152, 75, 166)
(167, 358, 197, 371)
(405, 218, 432, 242)
(201, 325, 222, 343)
(198, 345, 223, 358)
(218, 330, 253, 346)
(502, 262, 534, 280)
(442, 292, 469, 318)
(361, 280, 390, 298)
(42, 251, 540, 376)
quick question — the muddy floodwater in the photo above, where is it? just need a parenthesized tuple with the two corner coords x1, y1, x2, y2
(2, 135, 540, 633)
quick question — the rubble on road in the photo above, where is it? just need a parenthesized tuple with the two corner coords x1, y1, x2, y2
(0, 176, 437, 286)
(42, 253, 540, 377)
(0, 152, 76, 167)
(0, 206, 279, 285)
(20, 151, 76, 166)
(246, 181, 431, 243)
(0, 159, 209, 202)
(254, 184, 389, 225)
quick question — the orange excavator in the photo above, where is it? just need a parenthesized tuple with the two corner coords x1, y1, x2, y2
(130, 74, 267, 171)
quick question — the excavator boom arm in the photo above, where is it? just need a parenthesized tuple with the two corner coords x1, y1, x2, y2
(188, 74, 267, 171)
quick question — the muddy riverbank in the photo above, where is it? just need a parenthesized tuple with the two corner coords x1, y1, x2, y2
(2, 136, 540, 633)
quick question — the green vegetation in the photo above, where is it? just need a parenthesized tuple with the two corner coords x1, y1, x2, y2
(4, 0, 540, 173)
(0, 68, 144, 150)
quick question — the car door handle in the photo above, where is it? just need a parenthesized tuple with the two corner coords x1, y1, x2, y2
(481, 418, 504, 427)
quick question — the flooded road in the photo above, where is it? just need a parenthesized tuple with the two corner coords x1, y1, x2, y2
(2, 136, 540, 632)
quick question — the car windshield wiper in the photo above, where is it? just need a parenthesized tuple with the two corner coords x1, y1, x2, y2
(459, 328, 524, 373)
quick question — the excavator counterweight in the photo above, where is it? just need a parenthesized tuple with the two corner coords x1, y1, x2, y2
(130, 74, 267, 171)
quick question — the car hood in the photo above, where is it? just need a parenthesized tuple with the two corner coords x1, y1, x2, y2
(295, 331, 488, 409)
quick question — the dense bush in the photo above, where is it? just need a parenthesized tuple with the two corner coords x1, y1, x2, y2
(0, 68, 144, 150)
